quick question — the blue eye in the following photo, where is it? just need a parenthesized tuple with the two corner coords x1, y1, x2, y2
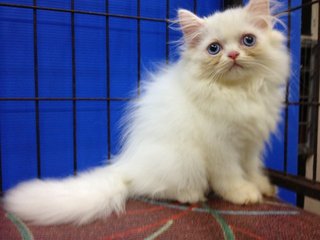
(242, 34, 256, 47)
(207, 43, 221, 55)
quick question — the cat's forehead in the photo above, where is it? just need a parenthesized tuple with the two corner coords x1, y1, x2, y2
(204, 8, 256, 40)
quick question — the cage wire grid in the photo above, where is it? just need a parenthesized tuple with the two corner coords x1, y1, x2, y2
(0, 0, 320, 204)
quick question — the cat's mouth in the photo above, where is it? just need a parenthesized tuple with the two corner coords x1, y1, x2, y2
(229, 62, 243, 71)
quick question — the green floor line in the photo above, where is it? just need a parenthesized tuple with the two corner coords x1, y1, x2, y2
(144, 220, 174, 240)
(203, 203, 235, 240)
(6, 213, 34, 240)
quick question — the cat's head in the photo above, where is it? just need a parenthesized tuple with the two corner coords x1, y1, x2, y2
(178, 0, 289, 85)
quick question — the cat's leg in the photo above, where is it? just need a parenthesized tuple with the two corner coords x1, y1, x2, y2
(143, 186, 206, 204)
(148, 182, 207, 204)
(244, 162, 277, 197)
(175, 189, 207, 203)
(207, 144, 262, 204)
(158, 147, 209, 203)
(125, 144, 208, 204)
(241, 144, 277, 197)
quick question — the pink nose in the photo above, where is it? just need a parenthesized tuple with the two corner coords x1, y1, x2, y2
(228, 51, 239, 60)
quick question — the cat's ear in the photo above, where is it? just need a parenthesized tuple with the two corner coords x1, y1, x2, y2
(178, 9, 204, 47)
(246, 0, 271, 29)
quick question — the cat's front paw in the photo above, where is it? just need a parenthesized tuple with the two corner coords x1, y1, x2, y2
(250, 174, 278, 197)
(176, 190, 207, 204)
(221, 182, 262, 205)
(259, 181, 277, 197)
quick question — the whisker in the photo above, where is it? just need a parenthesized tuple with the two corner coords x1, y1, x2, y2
(239, 60, 281, 78)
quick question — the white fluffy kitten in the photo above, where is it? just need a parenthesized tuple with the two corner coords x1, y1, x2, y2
(4, 0, 289, 225)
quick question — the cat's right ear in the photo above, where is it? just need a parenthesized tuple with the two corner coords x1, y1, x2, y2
(246, 0, 271, 29)
(178, 9, 204, 47)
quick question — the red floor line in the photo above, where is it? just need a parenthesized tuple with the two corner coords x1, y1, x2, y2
(103, 205, 197, 240)
(125, 206, 165, 216)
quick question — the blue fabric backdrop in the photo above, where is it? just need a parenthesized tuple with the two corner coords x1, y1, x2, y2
(0, 0, 300, 204)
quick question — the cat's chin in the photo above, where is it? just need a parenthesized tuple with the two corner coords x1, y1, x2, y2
(228, 62, 243, 71)
(219, 68, 251, 84)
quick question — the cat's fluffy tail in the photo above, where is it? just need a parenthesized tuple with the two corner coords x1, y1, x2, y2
(3, 164, 129, 225)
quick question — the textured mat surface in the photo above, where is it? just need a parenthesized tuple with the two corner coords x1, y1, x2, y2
(1, 195, 320, 240)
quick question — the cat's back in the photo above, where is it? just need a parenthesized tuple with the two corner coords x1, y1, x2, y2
(124, 64, 199, 141)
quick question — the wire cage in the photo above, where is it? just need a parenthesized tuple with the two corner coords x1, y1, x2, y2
(0, 0, 320, 209)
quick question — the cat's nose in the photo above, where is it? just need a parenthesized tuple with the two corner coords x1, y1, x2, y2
(227, 51, 239, 60)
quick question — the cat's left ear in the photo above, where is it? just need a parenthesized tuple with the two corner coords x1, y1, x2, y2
(246, 0, 271, 29)
(178, 9, 204, 47)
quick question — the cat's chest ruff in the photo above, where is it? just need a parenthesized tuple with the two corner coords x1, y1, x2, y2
(201, 86, 278, 137)
(210, 86, 268, 116)
(217, 94, 266, 122)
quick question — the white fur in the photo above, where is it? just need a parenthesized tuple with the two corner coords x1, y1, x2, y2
(4, 0, 290, 225)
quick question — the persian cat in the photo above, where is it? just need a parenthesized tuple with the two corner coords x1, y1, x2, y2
(4, 0, 289, 225)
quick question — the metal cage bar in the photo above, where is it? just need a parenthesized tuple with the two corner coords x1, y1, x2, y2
(71, 0, 78, 175)
(0, 2, 169, 23)
(312, 0, 320, 182)
(283, 0, 292, 175)
(106, 0, 111, 160)
(32, 0, 42, 178)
